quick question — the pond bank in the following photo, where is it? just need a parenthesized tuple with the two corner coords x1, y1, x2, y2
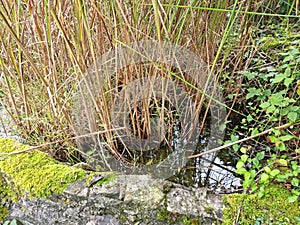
(0, 138, 224, 224)
(1, 138, 299, 225)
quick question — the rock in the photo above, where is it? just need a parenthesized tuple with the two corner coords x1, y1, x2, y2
(0, 138, 225, 224)
(5, 173, 225, 225)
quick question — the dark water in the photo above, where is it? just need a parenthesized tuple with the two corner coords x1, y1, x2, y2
(0, 106, 242, 193)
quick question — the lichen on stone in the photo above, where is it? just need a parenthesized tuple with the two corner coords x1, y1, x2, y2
(0, 138, 86, 200)
(0, 175, 9, 221)
(222, 184, 300, 225)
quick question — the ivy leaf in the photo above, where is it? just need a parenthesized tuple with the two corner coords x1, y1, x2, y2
(246, 88, 261, 99)
(251, 128, 259, 136)
(287, 112, 298, 122)
(243, 71, 257, 80)
(279, 135, 295, 141)
(278, 142, 286, 151)
(260, 102, 270, 109)
(240, 147, 247, 153)
(266, 105, 276, 113)
(236, 161, 245, 169)
(264, 166, 271, 173)
(278, 159, 287, 166)
(271, 73, 285, 83)
(256, 151, 265, 160)
(241, 154, 248, 162)
(247, 114, 253, 122)
(270, 169, 280, 177)
(260, 173, 269, 183)
(291, 178, 299, 187)
(252, 158, 260, 168)
(287, 111, 298, 122)
(236, 168, 247, 174)
(284, 77, 293, 87)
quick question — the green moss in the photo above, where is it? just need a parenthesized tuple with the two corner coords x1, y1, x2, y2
(222, 184, 300, 225)
(204, 206, 214, 214)
(157, 208, 203, 224)
(157, 208, 169, 221)
(182, 216, 200, 225)
(0, 175, 9, 221)
(0, 138, 86, 200)
(0, 206, 8, 223)
(85, 171, 118, 186)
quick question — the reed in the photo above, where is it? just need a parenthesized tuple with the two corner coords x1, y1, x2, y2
(0, 0, 298, 165)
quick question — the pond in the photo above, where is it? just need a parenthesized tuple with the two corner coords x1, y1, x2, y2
(0, 104, 241, 194)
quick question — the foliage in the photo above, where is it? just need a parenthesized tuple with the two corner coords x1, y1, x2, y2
(222, 184, 300, 225)
(228, 21, 300, 203)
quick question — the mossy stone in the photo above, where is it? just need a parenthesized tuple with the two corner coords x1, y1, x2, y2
(0, 138, 87, 222)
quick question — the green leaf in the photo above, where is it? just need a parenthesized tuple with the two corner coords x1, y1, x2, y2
(279, 135, 294, 141)
(291, 160, 298, 169)
(240, 147, 247, 154)
(11, 220, 18, 225)
(233, 144, 239, 152)
(264, 166, 271, 173)
(230, 134, 239, 142)
(246, 114, 253, 122)
(236, 161, 245, 169)
(284, 77, 293, 87)
(278, 158, 287, 166)
(284, 67, 291, 77)
(256, 151, 265, 160)
(287, 111, 298, 122)
(260, 173, 269, 183)
(241, 154, 248, 162)
(266, 105, 276, 113)
(251, 128, 259, 136)
(260, 102, 270, 109)
(264, 66, 277, 72)
(271, 73, 285, 83)
(291, 178, 299, 187)
(243, 71, 257, 80)
(252, 158, 260, 168)
(269, 136, 278, 143)
(246, 88, 261, 99)
(270, 169, 280, 177)
(283, 54, 294, 63)
(278, 142, 286, 151)
(280, 107, 289, 115)
(269, 93, 284, 106)
(243, 177, 252, 189)
(236, 167, 247, 174)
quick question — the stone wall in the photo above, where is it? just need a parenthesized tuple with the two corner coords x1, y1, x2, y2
(6, 174, 225, 225)
(0, 138, 225, 225)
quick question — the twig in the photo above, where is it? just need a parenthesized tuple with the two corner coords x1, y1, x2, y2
(188, 122, 299, 159)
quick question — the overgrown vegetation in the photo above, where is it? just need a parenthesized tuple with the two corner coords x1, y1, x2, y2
(223, 184, 300, 224)
(233, 21, 300, 202)
(0, 0, 299, 224)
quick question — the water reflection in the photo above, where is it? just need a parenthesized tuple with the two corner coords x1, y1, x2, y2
(168, 135, 242, 193)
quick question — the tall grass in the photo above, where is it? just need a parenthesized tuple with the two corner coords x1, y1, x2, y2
(0, 0, 298, 165)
